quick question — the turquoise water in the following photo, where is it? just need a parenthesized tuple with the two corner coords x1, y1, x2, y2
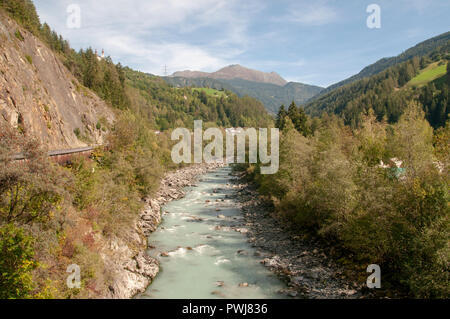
(137, 166, 285, 299)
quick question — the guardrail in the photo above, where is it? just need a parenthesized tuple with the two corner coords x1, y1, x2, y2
(13, 146, 95, 162)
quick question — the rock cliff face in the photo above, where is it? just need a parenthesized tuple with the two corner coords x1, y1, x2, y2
(0, 11, 114, 150)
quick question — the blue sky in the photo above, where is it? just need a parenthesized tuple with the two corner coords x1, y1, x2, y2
(33, 0, 449, 87)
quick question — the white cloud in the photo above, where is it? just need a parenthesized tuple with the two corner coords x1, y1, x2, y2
(286, 2, 338, 26)
(102, 35, 229, 74)
(407, 0, 432, 14)
(34, 0, 262, 74)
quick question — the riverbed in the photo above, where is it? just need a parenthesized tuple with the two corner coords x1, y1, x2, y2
(137, 166, 286, 299)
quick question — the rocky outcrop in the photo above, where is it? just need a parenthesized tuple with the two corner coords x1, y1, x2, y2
(101, 163, 224, 299)
(0, 11, 114, 150)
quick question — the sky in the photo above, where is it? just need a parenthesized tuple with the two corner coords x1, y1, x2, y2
(33, 0, 450, 87)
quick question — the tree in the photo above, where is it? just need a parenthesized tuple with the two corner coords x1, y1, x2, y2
(357, 109, 387, 166)
(433, 119, 450, 168)
(447, 61, 450, 85)
(287, 101, 297, 120)
(276, 105, 287, 130)
(0, 223, 37, 299)
(387, 102, 435, 177)
(287, 101, 310, 136)
(0, 122, 67, 225)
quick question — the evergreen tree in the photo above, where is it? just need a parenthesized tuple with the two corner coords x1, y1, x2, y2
(287, 101, 298, 120)
(287, 101, 310, 136)
(276, 104, 287, 130)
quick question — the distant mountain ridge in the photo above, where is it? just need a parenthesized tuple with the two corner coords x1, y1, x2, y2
(166, 65, 323, 114)
(164, 75, 323, 114)
(172, 64, 288, 86)
(310, 31, 450, 101)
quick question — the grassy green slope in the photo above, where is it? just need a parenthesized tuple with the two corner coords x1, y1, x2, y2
(191, 87, 227, 98)
(407, 61, 448, 87)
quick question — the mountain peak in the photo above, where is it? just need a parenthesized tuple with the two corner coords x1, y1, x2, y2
(171, 64, 287, 86)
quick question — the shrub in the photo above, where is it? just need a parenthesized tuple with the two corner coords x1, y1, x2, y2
(0, 223, 38, 299)
(73, 128, 81, 138)
(14, 30, 24, 41)
(25, 54, 32, 64)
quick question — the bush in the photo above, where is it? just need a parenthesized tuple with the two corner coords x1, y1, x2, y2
(0, 122, 68, 225)
(14, 30, 24, 41)
(25, 54, 32, 64)
(0, 223, 37, 299)
(73, 128, 81, 138)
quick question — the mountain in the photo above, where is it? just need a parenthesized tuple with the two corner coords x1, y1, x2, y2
(303, 36, 449, 129)
(311, 31, 450, 100)
(172, 64, 288, 86)
(0, 10, 114, 149)
(165, 66, 323, 114)
(171, 70, 210, 79)
(125, 68, 273, 129)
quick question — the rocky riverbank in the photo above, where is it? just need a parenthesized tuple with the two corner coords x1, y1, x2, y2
(101, 162, 224, 299)
(231, 172, 368, 299)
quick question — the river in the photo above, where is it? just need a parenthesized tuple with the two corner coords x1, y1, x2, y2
(136, 166, 286, 299)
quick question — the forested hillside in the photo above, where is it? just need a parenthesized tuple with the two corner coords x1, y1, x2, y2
(304, 43, 449, 129)
(0, 0, 160, 299)
(315, 31, 450, 97)
(126, 69, 273, 129)
(0, 0, 271, 130)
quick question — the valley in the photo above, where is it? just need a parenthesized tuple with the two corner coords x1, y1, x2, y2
(0, 0, 448, 300)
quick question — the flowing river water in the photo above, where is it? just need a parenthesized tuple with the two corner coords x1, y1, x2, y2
(137, 166, 286, 299)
